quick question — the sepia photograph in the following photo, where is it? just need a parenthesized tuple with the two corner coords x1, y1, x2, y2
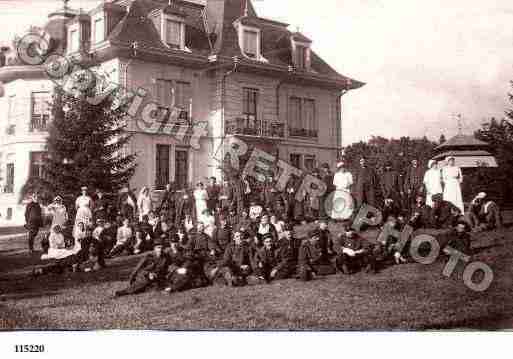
(0, 0, 512, 350)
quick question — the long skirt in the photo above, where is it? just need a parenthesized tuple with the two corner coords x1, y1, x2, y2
(443, 179, 464, 213)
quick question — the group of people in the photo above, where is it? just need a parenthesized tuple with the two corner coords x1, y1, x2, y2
(24, 155, 502, 296)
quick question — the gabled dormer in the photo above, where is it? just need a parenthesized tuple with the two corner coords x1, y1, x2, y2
(149, 1, 188, 51)
(291, 32, 312, 71)
(233, 16, 269, 62)
(89, 2, 126, 48)
(66, 12, 91, 54)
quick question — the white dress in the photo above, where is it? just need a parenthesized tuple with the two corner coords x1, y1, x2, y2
(331, 170, 355, 220)
(423, 168, 443, 207)
(442, 165, 464, 213)
(75, 195, 93, 228)
(41, 233, 81, 260)
(49, 204, 68, 229)
(137, 194, 153, 221)
(194, 188, 209, 219)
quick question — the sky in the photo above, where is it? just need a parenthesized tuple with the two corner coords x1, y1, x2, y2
(1, 0, 512, 145)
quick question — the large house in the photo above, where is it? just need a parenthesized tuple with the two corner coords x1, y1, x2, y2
(0, 0, 363, 225)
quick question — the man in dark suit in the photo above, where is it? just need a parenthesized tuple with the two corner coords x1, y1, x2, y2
(354, 157, 377, 208)
(206, 177, 220, 212)
(115, 239, 170, 297)
(319, 163, 334, 218)
(403, 159, 425, 213)
(24, 193, 43, 254)
(158, 183, 176, 222)
(93, 189, 109, 222)
(381, 161, 402, 203)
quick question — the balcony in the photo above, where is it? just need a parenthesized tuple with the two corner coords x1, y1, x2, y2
(225, 118, 285, 138)
(30, 115, 49, 132)
(289, 127, 318, 138)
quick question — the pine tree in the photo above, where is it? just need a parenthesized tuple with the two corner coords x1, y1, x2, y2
(21, 85, 137, 205)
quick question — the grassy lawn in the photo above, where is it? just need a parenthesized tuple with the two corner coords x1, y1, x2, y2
(0, 224, 512, 330)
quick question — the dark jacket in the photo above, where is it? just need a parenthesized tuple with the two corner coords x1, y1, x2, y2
(432, 200, 459, 229)
(254, 246, 278, 269)
(404, 166, 424, 193)
(298, 240, 319, 272)
(213, 225, 232, 252)
(354, 166, 377, 191)
(129, 252, 170, 283)
(185, 232, 219, 260)
(221, 242, 252, 268)
(25, 201, 43, 228)
(381, 169, 402, 199)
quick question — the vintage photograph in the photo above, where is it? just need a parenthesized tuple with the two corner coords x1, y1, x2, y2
(0, 0, 511, 334)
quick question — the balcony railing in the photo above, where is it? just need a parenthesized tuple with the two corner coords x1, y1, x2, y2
(30, 114, 49, 132)
(226, 118, 285, 138)
(289, 127, 318, 138)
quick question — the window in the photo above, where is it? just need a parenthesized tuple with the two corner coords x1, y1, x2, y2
(295, 45, 307, 70)
(243, 29, 258, 58)
(304, 155, 316, 171)
(93, 16, 105, 44)
(155, 79, 191, 122)
(175, 149, 188, 190)
(243, 88, 258, 121)
(5, 163, 14, 193)
(288, 97, 317, 138)
(290, 154, 301, 170)
(166, 19, 183, 49)
(69, 29, 79, 52)
(156, 144, 170, 190)
(30, 92, 51, 132)
(30, 152, 47, 178)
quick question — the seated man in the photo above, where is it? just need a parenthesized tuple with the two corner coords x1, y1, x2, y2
(334, 228, 376, 274)
(431, 193, 460, 229)
(215, 230, 253, 286)
(317, 218, 334, 262)
(253, 233, 278, 283)
(377, 215, 407, 264)
(468, 192, 502, 231)
(212, 216, 232, 253)
(297, 228, 325, 281)
(115, 239, 170, 297)
(273, 224, 300, 280)
(108, 218, 134, 257)
(249, 201, 264, 222)
(444, 220, 472, 255)
(409, 195, 432, 230)
(382, 198, 401, 225)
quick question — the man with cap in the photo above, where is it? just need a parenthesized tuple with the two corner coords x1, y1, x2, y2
(354, 157, 377, 209)
(468, 192, 502, 231)
(297, 228, 324, 281)
(274, 223, 301, 280)
(253, 233, 279, 282)
(115, 238, 170, 297)
(24, 193, 43, 254)
(320, 163, 335, 218)
(214, 230, 253, 286)
(431, 193, 460, 229)
(381, 161, 402, 204)
(333, 228, 376, 274)
(403, 159, 425, 213)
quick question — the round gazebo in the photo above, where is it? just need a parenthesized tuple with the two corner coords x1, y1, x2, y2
(432, 134, 506, 206)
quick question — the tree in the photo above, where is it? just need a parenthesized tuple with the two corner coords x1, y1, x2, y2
(439, 134, 446, 144)
(21, 85, 137, 206)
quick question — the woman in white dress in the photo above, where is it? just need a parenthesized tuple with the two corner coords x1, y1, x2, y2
(423, 160, 443, 208)
(48, 195, 68, 229)
(137, 186, 153, 221)
(75, 186, 93, 230)
(442, 157, 464, 213)
(193, 182, 209, 220)
(41, 225, 81, 260)
(331, 161, 355, 220)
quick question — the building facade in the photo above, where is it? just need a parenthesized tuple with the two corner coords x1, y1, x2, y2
(0, 0, 363, 225)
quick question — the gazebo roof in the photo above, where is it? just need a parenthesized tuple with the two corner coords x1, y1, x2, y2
(435, 134, 489, 150)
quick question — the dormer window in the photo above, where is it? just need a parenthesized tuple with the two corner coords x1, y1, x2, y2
(243, 29, 258, 58)
(237, 24, 265, 61)
(149, 6, 188, 51)
(291, 34, 312, 71)
(67, 14, 91, 54)
(165, 18, 183, 49)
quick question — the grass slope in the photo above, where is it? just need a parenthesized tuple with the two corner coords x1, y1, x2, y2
(0, 225, 512, 330)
